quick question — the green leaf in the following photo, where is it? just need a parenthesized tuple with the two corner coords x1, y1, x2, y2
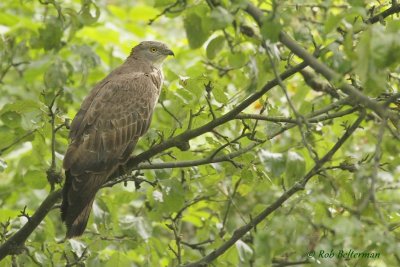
(254, 231, 272, 264)
(105, 252, 131, 267)
(261, 151, 286, 178)
(182, 214, 204, 227)
(44, 60, 73, 90)
(349, 0, 365, 7)
(79, 0, 100, 25)
(128, 6, 159, 21)
(23, 170, 47, 189)
(73, 45, 100, 67)
(343, 31, 356, 60)
(37, 17, 63, 51)
(0, 158, 7, 172)
(0, 209, 19, 222)
(285, 152, 306, 186)
(219, 243, 240, 265)
(261, 19, 282, 42)
(212, 84, 228, 104)
(1, 111, 22, 128)
(154, 0, 176, 8)
(324, 14, 343, 34)
(181, 76, 207, 98)
(355, 23, 400, 95)
(237, 183, 252, 196)
(228, 52, 247, 68)
(206, 35, 225, 60)
(68, 239, 86, 257)
(0, 100, 40, 116)
(208, 6, 233, 31)
(163, 180, 185, 213)
(0, 126, 15, 150)
(0, 12, 19, 26)
(235, 240, 253, 262)
(184, 6, 210, 49)
(33, 252, 47, 264)
(386, 19, 400, 33)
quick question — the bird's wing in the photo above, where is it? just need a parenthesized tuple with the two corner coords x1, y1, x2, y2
(61, 72, 161, 237)
(64, 72, 159, 175)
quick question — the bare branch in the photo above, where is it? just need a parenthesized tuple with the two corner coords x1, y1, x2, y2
(205, 82, 216, 120)
(17, 206, 31, 223)
(265, 44, 319, 161)
(0, 190, 62, 261)
(0, 129, 37, 155)
(236, 114, 296, 123)
(113, 61, 309, 179)
(245, 2, 399, 125)
(238, 106, 359, 124)
(181, 239, 214, 251)
(299, 68, 340, 98)
(161, 101, 183, 128)
(134, 142, 260, 170)
(367, 1, 400, 24)
(148, 0, 186, 25)
(2, 1, 399, 263)
(180, 111, 366, 267)
(46, 88, 64, 191)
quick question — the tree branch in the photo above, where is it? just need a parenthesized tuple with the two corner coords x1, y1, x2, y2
(237, 106, 359, 124)
(180, 110, 366, 267)
(134, 103, 358, 172)
(148, 0, 186, 25)
(2, 0, 397, 264)
(0, 61, 308, 261)
(245, 2, 399, 125)
(366, 2, 400, 24)
(0, 190, 62, 261)
(135, 142, 260, 170)
(279, 32, 394, 120)
(0, 7, 368, 258)
(47, 89, 64, 191)
(111, 61, 308, 180)
(0, 129, 37, 156)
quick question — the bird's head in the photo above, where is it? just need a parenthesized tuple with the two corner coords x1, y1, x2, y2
(131, 41, 174, 67)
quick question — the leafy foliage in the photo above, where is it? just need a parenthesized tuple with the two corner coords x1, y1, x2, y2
(0, 0, 400, 266)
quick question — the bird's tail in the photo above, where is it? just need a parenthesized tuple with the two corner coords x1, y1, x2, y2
(61, 170, 99, 238)
(65, 199, 95, 238)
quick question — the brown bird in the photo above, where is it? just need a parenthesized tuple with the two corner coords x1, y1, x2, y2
(61, 41, 174, 238)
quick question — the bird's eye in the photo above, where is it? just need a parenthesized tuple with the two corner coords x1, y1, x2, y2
(150, 47, 157, 53)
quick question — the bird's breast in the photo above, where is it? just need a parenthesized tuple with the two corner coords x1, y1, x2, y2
(147, 67, 163, 92)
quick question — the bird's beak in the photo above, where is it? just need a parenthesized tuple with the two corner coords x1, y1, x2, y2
(166, 49, 175, 56)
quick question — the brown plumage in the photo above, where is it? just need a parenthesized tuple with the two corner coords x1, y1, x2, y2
(61, 41, 174, 238)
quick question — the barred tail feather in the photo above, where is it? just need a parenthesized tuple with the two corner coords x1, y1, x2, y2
(65, 199, 95, 238)
(61, 170, 100, 238)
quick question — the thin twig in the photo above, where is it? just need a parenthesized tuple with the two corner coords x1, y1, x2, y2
(181, 239, 214, 250)
(148, 0, 186, 25)
(245, 3, 398, 124)
(220, 178, 242, 236)
(47, 88, 63, 191)
(133, 141, 260, 170)
(0, 130, 37, 155)
(113, 61, 309, 179)
(367, 1, 400, 24)
(209, 132, 250, 160)
(161, 101, 183, 128)
(265, 44, 319, 161)
(0, 190, 62, 260)
(180, 111, 366, 267)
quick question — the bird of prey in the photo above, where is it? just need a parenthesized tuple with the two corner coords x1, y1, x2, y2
(61, 41, 174, 238)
